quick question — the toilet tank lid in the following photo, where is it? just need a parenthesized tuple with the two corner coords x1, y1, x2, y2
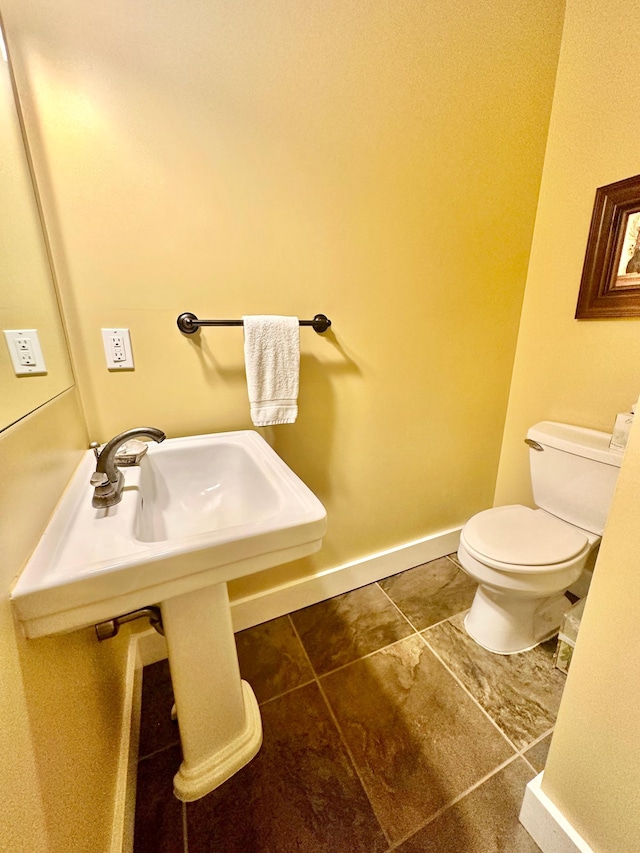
(527, 422, 622, 468)
(463, 505, 589, 566)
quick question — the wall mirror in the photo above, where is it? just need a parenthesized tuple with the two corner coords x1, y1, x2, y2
(0, 25, 74, 432)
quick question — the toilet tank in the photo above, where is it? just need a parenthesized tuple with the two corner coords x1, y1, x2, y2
(527, 422, 622, 535)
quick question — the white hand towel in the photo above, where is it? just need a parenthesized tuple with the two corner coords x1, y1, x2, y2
(243, 315, 300, 426)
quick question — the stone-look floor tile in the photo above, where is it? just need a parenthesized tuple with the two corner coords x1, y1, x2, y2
(395, 758, 540, 853)
(235, 615, 314, 704)
(424, 613, 566, 749)
(290, 583, 413, 675)
(134, 745, 184, 853)
(320, 634, 514, 843)
(379, 557, 477, 631)
(187, 681, 388, 853)
(524, 732, 553, 773)
(139, 659, 180, 759)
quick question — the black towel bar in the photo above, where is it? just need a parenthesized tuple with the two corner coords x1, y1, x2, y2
(177, 312, 331, 335)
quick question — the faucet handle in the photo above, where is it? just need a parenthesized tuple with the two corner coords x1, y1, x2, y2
(114, 439, 149, 466)
(90, 472, 109, 487)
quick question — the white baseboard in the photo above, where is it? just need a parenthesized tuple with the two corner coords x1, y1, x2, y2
(110, 629, 168, 853)
(230, 526, 462, 632)
(109, 636, 142, 853)
(520, 773, 594, 853)
(109, 527, 460, 850)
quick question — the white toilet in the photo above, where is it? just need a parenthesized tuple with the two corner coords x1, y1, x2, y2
(457, 421, 622, 655)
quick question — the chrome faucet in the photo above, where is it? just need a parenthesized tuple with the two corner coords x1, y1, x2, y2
(90, 427, 166, 508)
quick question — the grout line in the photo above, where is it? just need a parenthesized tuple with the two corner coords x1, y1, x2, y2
(308, 631, 418, 680)
(374, 563, 475, 635)
(384, 753, 525, 851)
(520, 752, 539, 775)
(374, 581, 423, 634)
(517, 725, 554, 774)
(422, 625, 562, 769)
(286, 614, 394, 850)
(182, 802, 189, 853)
(420, 630, 522, 755)
(258, 677, 316, 708)
(407, 573, 564, 752)
(521, 725, 555, 749)
(418, 609, 469, 632)
(286, 576, 529, 838)
(135, 556, 556, 852)
(247, 569, 470, 698)
(380, 576, 526, 748)
(255, 582, 420, 699)
(374, 580, 477, 636)
(371, 588, 539, 816)
(137, 739, 181, 763)
(239, 583, 432, 704)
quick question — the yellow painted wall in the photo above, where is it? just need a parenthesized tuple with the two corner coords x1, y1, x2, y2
(0, 3, 570, 849)
(4, 1, 640, 847)
(540, 407, 640, 850)
(2, 0, 565, 599)
(493, 0, 640, 847)
(0, 389, 131, 853)
(494, 0, 640, 509)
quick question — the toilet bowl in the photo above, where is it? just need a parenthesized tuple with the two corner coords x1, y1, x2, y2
(457, 422, 621, 655)
(457, 506, 597, 654)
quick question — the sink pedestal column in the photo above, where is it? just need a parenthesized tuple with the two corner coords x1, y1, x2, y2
(160, 582, 262, 802)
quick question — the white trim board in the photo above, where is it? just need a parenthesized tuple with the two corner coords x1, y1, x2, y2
(520, 773, 595, 853)
(230, 526, 462, 632)
(110, 629, 168, 853)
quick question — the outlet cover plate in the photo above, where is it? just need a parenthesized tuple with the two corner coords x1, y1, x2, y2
(4, 329, 47, 375)
(101, 328, 134, 370)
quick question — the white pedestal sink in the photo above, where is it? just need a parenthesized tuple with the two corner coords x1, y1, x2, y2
(11, 430, 326, 800)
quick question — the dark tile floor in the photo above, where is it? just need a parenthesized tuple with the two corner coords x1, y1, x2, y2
(134, 555, 562, 852)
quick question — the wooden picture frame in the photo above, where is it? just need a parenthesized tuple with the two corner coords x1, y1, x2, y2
(575, 174, 640, 319)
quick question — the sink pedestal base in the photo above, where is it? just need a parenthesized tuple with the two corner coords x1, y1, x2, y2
(160, 583, 262, 802)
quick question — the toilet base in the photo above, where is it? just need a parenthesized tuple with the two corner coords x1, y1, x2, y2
(464, 585, 569, 655)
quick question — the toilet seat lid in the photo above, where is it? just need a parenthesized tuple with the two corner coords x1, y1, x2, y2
(463, 505, 588, 567)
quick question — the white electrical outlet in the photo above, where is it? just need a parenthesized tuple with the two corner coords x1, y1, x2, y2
(101, 328, 134, 369)
(4, 329, 47, 375)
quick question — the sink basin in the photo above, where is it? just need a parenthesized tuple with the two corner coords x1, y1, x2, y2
(12, 430, 326, 639)
(135, 437, 282, 542)
(12, 429, 326, 802)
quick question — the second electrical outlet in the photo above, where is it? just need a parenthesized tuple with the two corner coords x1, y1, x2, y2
(102, 328, 134, 369)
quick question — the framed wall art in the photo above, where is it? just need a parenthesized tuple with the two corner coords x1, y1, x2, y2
(575, 173, 640, 318)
